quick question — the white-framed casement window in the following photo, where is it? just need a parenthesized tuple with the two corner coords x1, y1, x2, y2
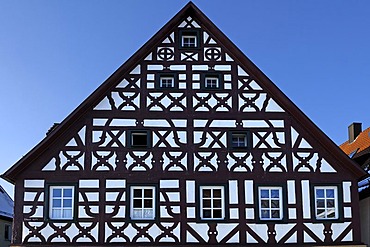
(258, 187, 283, 220)
(49, 186, 74, 220)
(205, 77, 219, 89)
(231, 133, 248, 148)
(182, 35, 197, 48)
(160, 76, 175, 88)
(4, 224, 11, 241)
(200, 186, 225, 220)
(314, 186, 338, 219)
(130, 186, 156, 220)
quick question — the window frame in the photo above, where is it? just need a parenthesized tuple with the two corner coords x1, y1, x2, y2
(4, 223, 11, 241)
(178, 29, 201, 49)
(228, 131, 252, 150)
(156, 73, 178, 89)
(46, 184, 77, 221)
(199, 186, 226, 220)
(257, 186, 284, 221)
(314, 186, 339, 220)
(129, 185, 157, 221)
(127, 130, 152, 150)
(201, 73, 223, 90)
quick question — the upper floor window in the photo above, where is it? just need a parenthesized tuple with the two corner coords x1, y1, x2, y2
(49, 186, 74, 220)
(205, 76, 219, 89)
(229, 131, 251, 149)
(182, 35, 197, 47)
(258, 187, 283, 220)
(200, 186, 225, 220)
(160, 76, 175, 88)
(128, 130, 151, 149)
(179, 29, 200, 49)
(130, 186, 156, 220)
(314, 186, 338, 220)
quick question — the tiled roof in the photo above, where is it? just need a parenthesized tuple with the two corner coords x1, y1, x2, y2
(0, 185, 13, 219)
(340, 127, 370, 158)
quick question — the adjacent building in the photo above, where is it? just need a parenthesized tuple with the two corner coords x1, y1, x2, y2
(2, 2, 367, 246)
(0, 185, 13, 247)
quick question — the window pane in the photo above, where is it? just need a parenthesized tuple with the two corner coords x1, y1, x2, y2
(271, 200, 280, 208)
(63, 189, 72, 197)
(316, 189, 324, 198)
(213, 199, 222, 208)
(203, 199, 211, 208)
(53, 199, 61, 207)
(133, 209, 142, 218)
(144, 189, 152, 197)
(213, 189, 221, 198)
(203, 189, 211, 198)
(271, 190, 280, 198)
(133, 189, 142, 197)
(133, 199, 142, 208)
(63, 209, 72, 219)
(327, 209, 336, 218)
(203, 209, 211, 218)
(316, 209, 325, 218)
(326, 189, 335, 198)
(213, 209, 222, 218)
(317, 199, 325, 207)
(53, 189, 62, 197)
(271, 210, 280, 218)
(144, 209, 154, 218)
(144, 199, 152, 208)
(132, 133, 147, 146)
(52, 209, 62, 219)
(261, 199, 269, 208)
(261, 210, 269, 219)
(327, 199, 335, 207)
(63, 199, 72, 207)
(260, 190, 269, 198)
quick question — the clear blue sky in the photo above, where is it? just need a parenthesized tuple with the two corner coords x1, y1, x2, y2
(1, 0, 370, 198)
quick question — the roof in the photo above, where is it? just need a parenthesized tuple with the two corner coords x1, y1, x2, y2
(340, 127, 370, 159)
(1, 2, 367, 183)
(0, 185, 13, 220)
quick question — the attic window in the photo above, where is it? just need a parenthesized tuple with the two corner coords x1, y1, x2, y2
(229, 131, 251, 149)
(160, 76, 175, 88)
(128, 130, 151, 149)
(179, 30, 200, 49)
(205, 77, 219, 89)
(49, 186, 75, 220)
(182, 35, 197, 47)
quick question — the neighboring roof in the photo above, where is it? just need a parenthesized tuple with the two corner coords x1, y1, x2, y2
(1, 2, 367, 183)
(340, 127, 370, 159)
(0, 185, 13, 220)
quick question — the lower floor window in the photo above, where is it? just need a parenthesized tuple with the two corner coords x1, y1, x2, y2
(130, 186, 155, 220)
(49, 186, 74, 220)
(314, 186, 338, 219)
(200, 186, 225, 220)
(258, 187, 283, 220)
(4, 224, 11, 241)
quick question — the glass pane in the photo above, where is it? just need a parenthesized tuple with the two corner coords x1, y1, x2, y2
(53, 199, 61, 207)
(63, 199, 72, 207)
(316, 189, 324, 198)
(327, 199, 335, 207)
(144, 199, 152, 208)
(271, 210, 280, 218)
(133, 199, 142, 208)
(213, 209, 222, 218)
(326, 189, 335, 198)
(261, 200, 269, 208)
(213, 199, 222, 208)
(261, 210, 269, 219)
(271, 200, 280, 208)
(133, 209, 142, 218)
(317, 199, 325, 207)
(144, 209, 154, 219)
(327, 208, 336, 218)
(144, 189, 152, 197)
(132, 134, 147, 146)
(133, 189, 142, 197)
(203, 189, 211, 198)
(63, 209, 72, 219)
(63, 188, 72, 197)
(52, 209, 61, 219)
(203, 199, 211, 208)
(271, 189, 280, 198)
(260, 189, 269, 198)
(203, 209, 211, 218)
(316, 209, 325, 218)
(213, 189, 221, 198)
(53, 189, 62, 197)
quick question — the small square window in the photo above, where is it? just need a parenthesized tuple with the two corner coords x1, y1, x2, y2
(49, 186, 74, 220)
(258, 187, 283, 220)
(129, 131, 151, 149)
(179, 30, 200, 49)
(160, 76, 175, 88)
(314, 186, 338, 220)
(182, 35, 197, 48)
(205, 77, 219, 89)
(200, 186, 225, 220)
(229, 132, 250, 149)
(130, 186, 156, 220)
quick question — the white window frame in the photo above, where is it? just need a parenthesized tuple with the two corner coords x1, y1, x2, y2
(258, 187, 283, 220)
(49, 186, 74, 220)
(160, 76, 175, 88)
(314, 186, 338, 220)
(205, 77, 219, 89)
(231, 133, 248, 148)
(200, 186, 225, 220)
(130, 186, 156, 220)
(182, 35, 197, 48)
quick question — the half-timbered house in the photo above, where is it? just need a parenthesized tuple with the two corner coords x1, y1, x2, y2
(2, 2, 367, 246)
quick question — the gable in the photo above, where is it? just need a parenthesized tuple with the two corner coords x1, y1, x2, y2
(2, 2, 365, 182)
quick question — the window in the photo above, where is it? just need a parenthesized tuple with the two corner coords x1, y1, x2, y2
(160, 76, 175, 88)
(49, 186, 74, 220)
(179, 30, 200, 48)
(314, 186, 338, 219)
(229, 132, 250, 149)
(182, 35, 197, 48)
(205, 77, 219, 89)
(4, 224, 11, 241)
(129, 130, 151, 149)
(258, 187, 283, 220)
(200, 186, 225, 220)
(130, 186, 155, 220)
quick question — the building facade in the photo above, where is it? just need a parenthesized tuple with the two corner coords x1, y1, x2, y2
(2, 3, 366, 246)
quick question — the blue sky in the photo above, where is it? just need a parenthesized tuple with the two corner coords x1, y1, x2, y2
(1, 0, 370, 197)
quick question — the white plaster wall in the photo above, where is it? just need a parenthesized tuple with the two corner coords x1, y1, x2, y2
(360, 197, 370, 246)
